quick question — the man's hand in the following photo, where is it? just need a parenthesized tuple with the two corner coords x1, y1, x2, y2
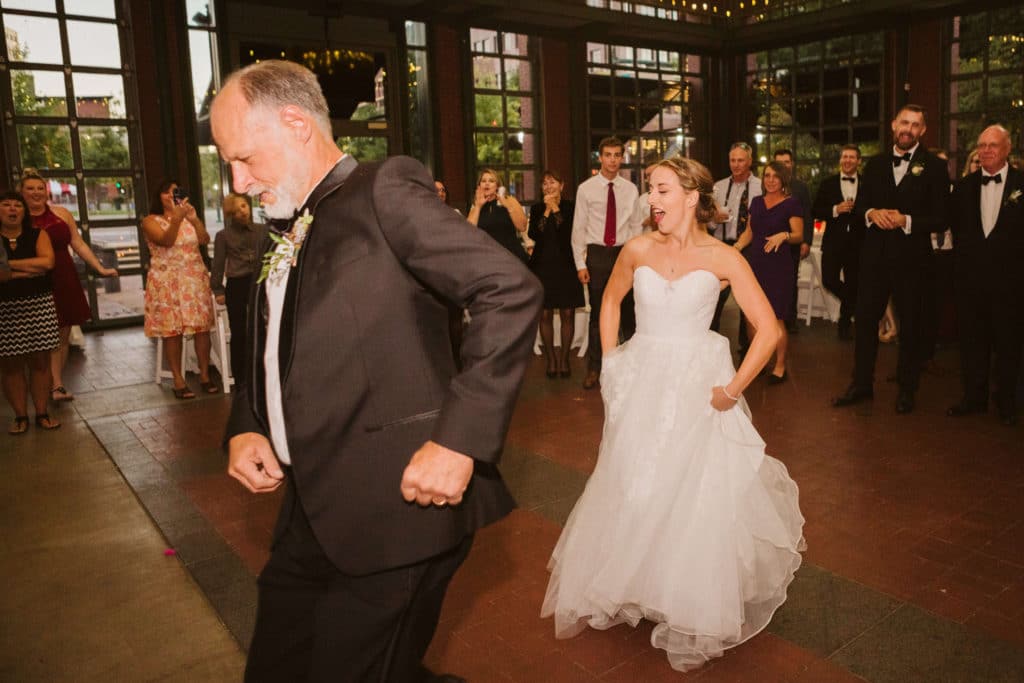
(228, 432, 285, 493)
(577, 268, 590, 284)
(400, 440, 474, 507)
(836, 199, 854, 214)
(868, 209, 898, 230)
(714, 209, 731, 223)
(215, 294, 226, 305)
(800, 243, 811, 259)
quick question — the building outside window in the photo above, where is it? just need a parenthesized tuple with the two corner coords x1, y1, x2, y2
(745, 33, 884, 194)
(469, 28, 540, 206)
(586, 43, 705, 188)
(1, 0, 144, 323)
(944, 7, 1024, 174)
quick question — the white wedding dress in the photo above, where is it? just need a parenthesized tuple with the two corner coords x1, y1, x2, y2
(541, 266, 806, 672)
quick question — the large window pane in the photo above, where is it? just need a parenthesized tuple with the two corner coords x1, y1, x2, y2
(988, 74, 1023, 111)
(18, 123, 72, 170)
(474, 133, 504, 164)
(473, 56, 501, 89)
(64, 0, 116, 18)
(470, 28, 498, 54)
(505, 95, 533, 128)
(503, 58, 530, 91)
(11, 69, 68, 116)
(67, 21, 120, 67)
(84, 176, 134, 219)
(43, 175, 80, 219)
(188, 28, 216, 116)
(2, 0, 57, 10)
(5, 15, 63, 64)
(80, 125, 129, 169)
(475, 94, 503, 127)
(186, 0, 215, 27)
(72, 73, 126, 118)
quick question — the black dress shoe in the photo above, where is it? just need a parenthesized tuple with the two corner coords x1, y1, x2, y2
(895, 391, 915, 414)
(946, 400, 986, 417)
(832, 385, 873, 407)
(767, 371, 788, 385)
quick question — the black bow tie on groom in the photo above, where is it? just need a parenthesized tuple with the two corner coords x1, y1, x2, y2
(841, 176, 856, 183)
(981, 174, 1002, 185)
(892, 153, 912, 166)
(268, 208, 303, 235)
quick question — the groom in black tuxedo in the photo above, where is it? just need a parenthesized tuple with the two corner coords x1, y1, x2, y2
(832, 105, 949, 414)
(947, 124, 1024, 426)
(212, 61, 542, 682)
(813, 144, 863, 340)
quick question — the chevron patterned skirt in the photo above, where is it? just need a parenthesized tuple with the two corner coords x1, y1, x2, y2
(0, 291, 60, 357)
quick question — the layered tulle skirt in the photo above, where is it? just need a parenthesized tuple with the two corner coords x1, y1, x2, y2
(541, 331, 806, 672)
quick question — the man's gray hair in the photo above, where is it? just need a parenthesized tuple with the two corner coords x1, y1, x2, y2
(225, 60, 332, 137)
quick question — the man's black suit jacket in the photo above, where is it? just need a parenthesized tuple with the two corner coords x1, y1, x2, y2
(225, 155, 543, 575)
(950, 165, 1024, 292)
(854, 148, 949, 261)
(813, 173, 862, 254)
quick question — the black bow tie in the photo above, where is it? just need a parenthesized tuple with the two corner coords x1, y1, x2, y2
(268, 209, 302, 234)
(841, 176, 856, 183)
(892, 153, 912, 166)
(981, 174, 1002, 185)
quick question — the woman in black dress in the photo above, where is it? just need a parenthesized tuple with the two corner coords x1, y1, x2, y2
(467, 168, 528, 263)
(0, 191, 60, 434)
(529, 170, 583, 378)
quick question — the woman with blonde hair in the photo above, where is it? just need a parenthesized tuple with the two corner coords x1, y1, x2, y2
(20, 168, 118, 402)
(467, 167, 528, 262)
(542, 156, 804, 672)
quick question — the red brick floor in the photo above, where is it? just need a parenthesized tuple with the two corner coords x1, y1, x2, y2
(85, 323, 1024, 680)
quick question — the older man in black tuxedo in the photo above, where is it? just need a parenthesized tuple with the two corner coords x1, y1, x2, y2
(832, 104, 949, 414)
(213, 60, 542, 683)
(947, 124, 1024, 426)
(813, 144, 863, 340)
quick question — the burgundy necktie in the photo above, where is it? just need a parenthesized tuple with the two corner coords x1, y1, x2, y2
(604, 182, 617, 246)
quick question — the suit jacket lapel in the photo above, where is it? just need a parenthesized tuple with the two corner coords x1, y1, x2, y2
(278, 155, 360, 385)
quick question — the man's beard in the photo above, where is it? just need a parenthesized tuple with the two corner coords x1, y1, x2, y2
(259, 192, 299, 220)
(895, 133, 918, 151)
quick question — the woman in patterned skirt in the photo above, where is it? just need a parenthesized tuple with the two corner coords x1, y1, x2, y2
(142, 180, 216, 399)
(20, 168, 118, 402)
(0, 192, 61, 434)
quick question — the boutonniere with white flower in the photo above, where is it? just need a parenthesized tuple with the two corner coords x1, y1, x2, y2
(1005, 189, 1022, 207)
(910, 162, 924, 177)
(258, 209, 314, 285)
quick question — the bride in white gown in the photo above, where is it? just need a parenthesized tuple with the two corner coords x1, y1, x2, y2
(541, 157, 805, 672)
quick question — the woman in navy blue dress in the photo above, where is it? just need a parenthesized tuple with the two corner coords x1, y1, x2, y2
(733, 162, 804, 383)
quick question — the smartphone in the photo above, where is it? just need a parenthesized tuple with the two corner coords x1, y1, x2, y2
(497, 186, 506, 199)
(172, 187, 188, 205)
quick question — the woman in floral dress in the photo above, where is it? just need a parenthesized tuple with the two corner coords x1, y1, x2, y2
(142, 180, 216, 398)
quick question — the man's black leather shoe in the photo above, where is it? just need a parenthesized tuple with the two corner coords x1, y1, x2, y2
(832, 385, 873, 407)
(895, 391, 915, 414)
(946, 400, 986, 417)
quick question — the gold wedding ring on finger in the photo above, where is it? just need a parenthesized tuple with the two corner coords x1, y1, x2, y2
(432, 497, 447, 506)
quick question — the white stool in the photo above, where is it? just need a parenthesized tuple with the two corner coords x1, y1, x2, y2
(154, 296, 234, 394)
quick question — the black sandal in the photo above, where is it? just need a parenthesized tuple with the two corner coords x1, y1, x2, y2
(200, 380, 220, 394)
(172, 385, 196, 400)
(35, 413, 61, 430)
(8, 416, 29, 435)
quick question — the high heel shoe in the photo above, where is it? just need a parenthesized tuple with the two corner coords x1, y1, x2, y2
(559, 366, 571, 378)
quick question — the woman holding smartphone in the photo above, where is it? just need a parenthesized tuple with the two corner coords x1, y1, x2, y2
(467, 168, 529, 263)
(141, 179, 216, 399)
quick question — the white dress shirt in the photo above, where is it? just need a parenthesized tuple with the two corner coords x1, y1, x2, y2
(866, 143, 919, 235)
(833, 175, 858, 216)
(711, 174, 762, 242)
(981, 163, 1008, 238)
(571, 173, 641, 271)
(265, 156, 345, 465)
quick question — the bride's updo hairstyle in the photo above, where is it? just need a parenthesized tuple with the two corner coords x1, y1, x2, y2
(650, 157, 721, 226)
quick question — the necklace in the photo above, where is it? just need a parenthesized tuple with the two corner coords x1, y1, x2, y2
(2, 229, 21, 251)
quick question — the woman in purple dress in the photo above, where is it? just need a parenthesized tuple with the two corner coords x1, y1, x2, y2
(733, 162, 804, 383)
